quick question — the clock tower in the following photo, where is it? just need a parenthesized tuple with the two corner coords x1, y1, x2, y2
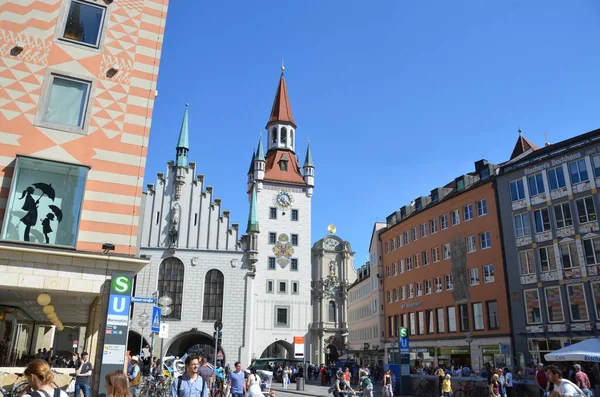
(245, 69, 315, 362)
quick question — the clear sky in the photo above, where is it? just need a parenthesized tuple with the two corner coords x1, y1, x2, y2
(144, 0, 600, 266)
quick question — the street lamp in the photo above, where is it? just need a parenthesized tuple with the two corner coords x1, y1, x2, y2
(138, 311, 149, 356)
(158, 295, 173, 365)
(465, 332, 474, 368)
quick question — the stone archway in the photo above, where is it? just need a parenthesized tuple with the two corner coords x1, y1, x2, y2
(126, 331, 151, 357)
(260, 340, 294, 359)
(165, 331, 225, 364)
(326, 344, 339, 364)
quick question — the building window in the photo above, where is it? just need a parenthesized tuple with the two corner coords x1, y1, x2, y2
(430, 218, 438, 233)
(385, 242, 389, 254)
(416, 281, 423, 297)
(591, 282, 600, 319)
(279, 159, 288, 171)
(404, 231, 410, 245)
(425, 279, 432, 295)
(393, 287, 398, 301)
(426, 310, 434, 334)
(386, 265, 391, 278)
(568, 159, 589, 184)
(560, 241, 580, 269)
(291, 234, 298, 246)
(413, 254, 420, 268)
(554, 202, 573, 229)
(292, 281, 299, 294)
(486, 300, 499, 329)
(203, 270, 224, 321)
(412, 227, 418, 241)
(451, 209, 460, 226)
(510, 179, 526, 201)
(37, 73, 92, 131)
(291, 209, 299, 221)
(397, 235, 402, 248)
(576, 196, 597, 224)
(421, 223, 428, 237)
(291, 258, 298, 271)
(1, 156, 88, 247)
(534, 208, 551, 233)
(583, 237, 600, 265)
(387, 290, 392, 303)
(472, 303, 484, 331)
(408, 284, 414, 298)
(268, 257, 276, 270)
(593, 155, 600, 178)
(406, 257, 412, 271)
(514, 213, 531, 237)
(329, 301, 337, 322)
(548, 166, 567, 190)
(267, 280, 274, 293)
(524, 289, 542, 324)
(539, 246, 557, 272)
(269, 232, 276, 244)
(275, 307, 289, 327)
(399, 259, 405, 273)
(437, 308, 445, 333)
(567, 284, 589, 321)
(544, 286, 564, 323)
(458, 304, 470, 332)
(422, 250, 429, 265)
(477, 199, 487, 216)
(445, 274, 453, 290)
(519, 250, 535, 275)
(469, 268, 480, 286)
(443, 243, 451, 260)
(61, 0, 106, 47)
(418, 311, 425, 335)
(278, 281, 287, 293)
(158, 257, 184, 320)
(483, 264, 495, 283)
(392, 262, 398, 276)
(527, 173, 545, 196)
(432, 247, 440, 262)
(434, 277, 442, 293)
(400, 286, 405, 300)
(391, 238, 396, 250)
(466, 236, 476, 253)
(269, 207, 277, 219)
(480, 231, 491, 249)
(464, 204, 473, 221)
(440, 214, 448, 230)
(410, 312, 416, 335)
(447, 307, 457, 332)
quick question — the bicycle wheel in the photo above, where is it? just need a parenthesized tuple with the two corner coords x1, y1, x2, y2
(213, 390, 224, 397)
(454, 388, 467, 397)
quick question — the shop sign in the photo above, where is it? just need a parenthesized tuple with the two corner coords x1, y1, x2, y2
(400, 301, 423, 310)
(439, 347, 470, 355)
(411, 347, 430, 353)
(482, 346, 500, 355)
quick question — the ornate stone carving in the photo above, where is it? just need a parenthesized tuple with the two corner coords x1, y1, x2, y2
(191, 257, 199, 266)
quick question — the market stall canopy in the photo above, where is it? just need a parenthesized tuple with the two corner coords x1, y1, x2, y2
(544, 338, 600, 362)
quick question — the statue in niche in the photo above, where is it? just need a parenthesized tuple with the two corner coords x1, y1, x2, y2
(169, 203, 181, 247)
(329, 261, 336, 276)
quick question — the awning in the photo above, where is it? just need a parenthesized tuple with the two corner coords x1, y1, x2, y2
(544, 338, 600, 362)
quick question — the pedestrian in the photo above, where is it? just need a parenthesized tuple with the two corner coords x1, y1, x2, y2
(382, 370, 393, 397)
(573, 364, 593, 397)
(547, 365, 587, 397)
(435, 367, 446, 397)
(245, 368, 262, 397)
(225, 362, 245, 397)
(197, 355, 214, 389)
(22, 359, 69, 397)
(105, 370, 132, 397)
(282, 366, 290, 389)
(504, 368, 514, 397)
(490, 374, 501, 397)
(127, 356, 142, 397)
(536, 364, 550, 397)
(442, 374, 452, 397)
(333, 372, 355, 397)
(170, 355, 209, 397)
(498, 369, 507, 397)
(361, 374, 374, 397)
(74, 352, 93, 397)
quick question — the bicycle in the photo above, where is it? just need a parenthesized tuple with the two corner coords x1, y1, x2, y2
(414, 377, 436, 397)
(210, 379, 224, 397)
(454, 379, 489, 397)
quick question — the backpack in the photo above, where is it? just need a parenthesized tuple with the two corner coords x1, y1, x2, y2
(29, 390, 61, 397)
(362, 377, 373, 390)
(178, 376, 206, 397)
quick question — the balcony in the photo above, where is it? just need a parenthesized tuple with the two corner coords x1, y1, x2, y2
(563, 267, 583, 280)
(540, 270, 561, 282)
(520, 274, 538, 284)
(512, 198, 527, 211)
(550, 187, 569, 200)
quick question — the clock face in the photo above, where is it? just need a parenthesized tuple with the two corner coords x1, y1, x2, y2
(324, 238, 340, 250)
(274, 191, 294, 208)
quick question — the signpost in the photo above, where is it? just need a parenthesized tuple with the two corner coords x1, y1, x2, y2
(132, 297, 156, 304)
(99, 274, 133, 397)
(398, 327, 410, 396)
(151, 306, 161, 333)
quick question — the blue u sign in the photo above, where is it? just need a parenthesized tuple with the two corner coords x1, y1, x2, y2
(400, 337, 409, 351)
(108, 294, 130, 315)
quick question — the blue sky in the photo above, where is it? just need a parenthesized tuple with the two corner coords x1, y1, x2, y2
(145, 0, 600, 265)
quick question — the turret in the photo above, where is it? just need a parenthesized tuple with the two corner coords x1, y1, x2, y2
(254, 136, 265, 191)
(303, 142, 315, 197)
(174, 104, 189, 200)
(247, 150, 255, 192)
(265, 69, 296, 153)
(246, 183, 259, 270)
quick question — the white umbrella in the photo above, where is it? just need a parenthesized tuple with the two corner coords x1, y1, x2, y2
(544, 338, 600, 362)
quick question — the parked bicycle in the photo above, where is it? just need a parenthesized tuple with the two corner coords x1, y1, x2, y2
(138, 375, 171, 397)
(454, 379, 489, 397)
(414, 377, 436, 397)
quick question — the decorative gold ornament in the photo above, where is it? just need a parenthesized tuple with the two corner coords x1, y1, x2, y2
(328, 224, 336, 235)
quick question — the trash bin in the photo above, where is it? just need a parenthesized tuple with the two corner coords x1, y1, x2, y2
(296, 377, 305, 391)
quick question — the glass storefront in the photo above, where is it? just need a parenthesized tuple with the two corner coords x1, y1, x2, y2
(0, 306, 35, 366)
(1, 156, 88, 247)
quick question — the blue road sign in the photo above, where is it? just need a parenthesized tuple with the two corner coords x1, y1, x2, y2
(400, 337, 409, 352)
(132, 297, 156, 304)
(151, 306, 161, 333)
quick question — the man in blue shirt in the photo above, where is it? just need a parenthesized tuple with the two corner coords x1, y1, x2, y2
(171, 355, 209, 397)
(225, 362, 246, 397)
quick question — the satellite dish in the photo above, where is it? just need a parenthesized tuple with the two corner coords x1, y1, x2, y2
(327, 224, 336, 235)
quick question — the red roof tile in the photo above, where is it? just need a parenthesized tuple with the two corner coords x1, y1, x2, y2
(510, 135, 539, 159)
(264, 150, 305, 184)
(266, 74, 296, 128)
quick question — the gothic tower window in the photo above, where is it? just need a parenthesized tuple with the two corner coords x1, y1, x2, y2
(203, 269, 224, 321)
(271, 127, 278, 144)
(290, 129, 294, 148)
(329, 300, 337, 322)
(158, 257, 184, 320)
(281, 127, 287, 144)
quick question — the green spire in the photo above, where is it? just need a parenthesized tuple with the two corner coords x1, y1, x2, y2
(246, 183, 259, 233)
(256, 136, 265, 161)
(303, 141, 314, 168)
(247, 150, 256, 175)
(175, 104, 189, 167)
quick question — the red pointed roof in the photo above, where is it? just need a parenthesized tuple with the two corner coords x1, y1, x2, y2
(510, 135, 539, 159)
(264, 150, 305, 184)
(266, 73, 296, 128)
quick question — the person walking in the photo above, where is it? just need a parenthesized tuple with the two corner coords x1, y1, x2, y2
(504, 368, 514, 397)
(74, 352, 93, 397)
(170, 355, 209, 397)
(197, 356, 214, 390)
(282, 366, 290, 389)
(489, 374, 501, 397)
(498, 369, 507, 397)
(245, 368, 262, 397)
(22, 359, 68, 397)
(442, 374, 452, 397)
(127, 356, 142, 397)
(104, 370, 132, 397)
(382, 370, 393, 397)
(574, 364, 593, 397)
(536, 364, 550, 397)
(547, 365, 587, 397)
(225, 362, 245, 397)
(435, 367, 446, 397)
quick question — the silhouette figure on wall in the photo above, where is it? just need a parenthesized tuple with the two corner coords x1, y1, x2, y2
(19, 187, 39, 241)
(41, 205, 63, 244)
(18, 183, 60, 243)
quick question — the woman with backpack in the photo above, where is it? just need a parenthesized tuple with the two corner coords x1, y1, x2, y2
(22, 359, 68, 397)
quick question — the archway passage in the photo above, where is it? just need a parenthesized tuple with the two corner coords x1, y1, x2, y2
(326, 344, 339, 364)
(260, 340, 294, 359)
(166, 331, 225, 364)
(126, 331, 151, 357)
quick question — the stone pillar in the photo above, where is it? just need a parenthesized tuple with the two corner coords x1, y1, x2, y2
(240, 272, 256, 366)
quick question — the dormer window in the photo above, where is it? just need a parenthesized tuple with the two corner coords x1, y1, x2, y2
(281, 127, 287, 144)
(481, 168, 490, 180)
(432, 191, 439, 202)
(456, 179, 465, 191)
(279, 153, 289, 171)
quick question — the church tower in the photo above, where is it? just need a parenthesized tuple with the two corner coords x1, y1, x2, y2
(247, 69, 315, 361)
